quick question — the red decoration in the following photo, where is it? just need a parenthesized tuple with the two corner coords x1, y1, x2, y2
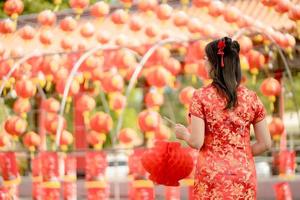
(268, 117, 284, 141)
(246, 49, 265, 73)
(164, 57, 181, 76)
(208, 1, 224, 17)
(111, 9, 128, 25)
(145, 90, 164, 109)
(193, 0, 211, 7)
(0, 19, 16, 34)
(60, 16, 77, 32)
(145, 24, 159, 38)
(237, 36, 253, 54)
(179, 86, 196, 106)
(38, 10, 56, 27)
(55, 79, 80, 96)
(89, 112, 113, 133)
(4, 116, 27, 139)
(155, 124, 171, 140)
(61, 38, 74, 51)
(118, 128, 137, 145)
(138, 0, 157, 12)
(90, 1, 110, 19)
(274, 0, 291, 14)
(43, 98, 60, 113)
(44, 114, 67, 134)
(260, 77, 281, 98)
(108, 92, 126, 111)
(96, 31, 110, 44)
(101, 72, 124, 93)
(141, 141, 194, 186)
(39, 29, 54, 46)
(146, 67, 171, 88)
(76, 94, 96, 112)
(288, 5, 300, 21)
(86, 130, 106, 149)
(19, 25, 35, 41)
(261, 0, 277, 7)
(274, 182, 293, 200)
(223, 6, 240, 23)
(23, 131, 41, 152)
(4, 0, 24, 19)
(13, 98, 31, 116)
(173, 11, 188, 27)
(129, 16, 143, 32)
(69, 0, 90, 15)
(59, 130, 74, 151)
(80, 22, 95, 38)
(156, 4, 173, 21)
(138, 109, 161, 133)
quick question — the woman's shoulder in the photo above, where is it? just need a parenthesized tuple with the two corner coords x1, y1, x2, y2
(237, 84, 257, 97)
(195, 84, 214, 96)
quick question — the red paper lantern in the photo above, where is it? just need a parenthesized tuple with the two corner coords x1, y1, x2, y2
(268, 117, 284, 140)
(260, 77, 281, 98)
(118, 128, 137, 145)
(4, 116, 27, 138)
(138, 0, 157, 12)
(0, 19, 16, 34)
(146, 47, 171, 67)
(288, 5, 300, 21)
(193, 0, 211, 8)
(141, 141, 194, 186)
(146, 67, 171, 88)
(155, 124, 171, 140)
(15, 79, 37, 98)
(60, 38, 73, 51)
(89, 112, 113, 133)
(179, 87, 196, 106)
(164, 57, 181, 76)
(39, 29, 54, 46)
(246, 50, 265, 74)
(111, 9, 128, 25)
(173, 11, 188, 27)
(4, 0, 24, 19)
(145, 90, 164, 109)
(60, 16, 77, 33)
(261, 0, 277, 7)
(55, 79, 80, 96)
(90, 1, 110, 19)
(129, 16, 143, 32)
(96, 31, 110, 44)
(76, 94, 96, 112)
(101, 72, 124, 93)
(185, 41, 206, 64)
(274, 0, 291, 14)
(156, 4, 173, 21)
(69, 0, 90, 15)
(80, 22, 95, 38)
(208, 1, 224, 17)
(86, 130, 106, 149)
(23, 131, 40, 151)
(138, 109, 161, 132)
(44, 114, 67, 134)
(223, 6, 240, 23)
(145, 24, 159, 38)
(13, 98, 31, 116)
(19, 25, 35, 41)
(38, 10, 56, 27)
(60, 130, 74, 151)
(108, 92, 126, 111)
(43, 98, 60, 113)
(238, 36, 253, 55)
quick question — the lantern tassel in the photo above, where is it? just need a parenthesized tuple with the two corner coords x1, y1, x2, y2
(252, 74, 257, 85)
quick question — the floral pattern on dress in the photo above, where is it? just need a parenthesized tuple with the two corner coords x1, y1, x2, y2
(189, 84, 266, 200)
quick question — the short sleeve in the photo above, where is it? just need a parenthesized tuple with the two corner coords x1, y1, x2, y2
(188, 90, 205, 119)
(252, 93, 266, 124)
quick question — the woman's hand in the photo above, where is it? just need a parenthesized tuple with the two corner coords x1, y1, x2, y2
(174, 123, 189, 141)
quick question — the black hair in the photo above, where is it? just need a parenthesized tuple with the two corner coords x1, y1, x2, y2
(205, 37, 242, 109)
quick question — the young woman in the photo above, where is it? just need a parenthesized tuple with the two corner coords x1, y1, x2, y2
(174, 37, 272, 199)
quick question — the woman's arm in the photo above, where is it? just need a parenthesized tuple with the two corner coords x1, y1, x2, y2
(251, 119, 272, 156)
(174, 115, 205, 149)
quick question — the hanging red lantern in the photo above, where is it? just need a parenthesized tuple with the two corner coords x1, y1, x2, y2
(13, 98, 31, 117)
(69, 0, 90, 15)
(145, 24, 159, 38)
(141, 141, 194, 186)
(146, 67, 172, 88)
(173, 11, 188, 27)
(108, 92, 126, 112)
(208, 0, 224, 17)
(0, 19, 16, 34)
(37, 10, 56, 27)
(138, 109, 161, 133)
(111, 9, 129, 25)
(19, 25, 35, 41)
(96, 31, 110, 44)
(60, 38, 74, 51)
(192, 0, 211, 8)
(155, 124, 171, 140)
(89, 112, 113, 133)
(187, 18, 203, 34)
(138, 0, 157, 13)
(43, 98, 60, 113)
(59, 130, 74, 151)
(86, 130, 106, 149)
(246, 50, 265, 83)
(55, 79, 80, 96)
(15, 79, 37, 98)
(90, 1, 110, 19)
(179, 87, 196, 106)
(60, 16, 77, 33)
(80, 22, 95, 39)
(76, 94, 96, 112)
(23, 131, 41, 152)
(146, 47, 171, 67)
(223, 6, 240, 23)
(118, 128, 137, 145)
(164, 57, 181, 76)
(156, 4, 173, 21)
(145, 89, 164, 109)
(274, 0, 291, 14)
(44, 114, 67, 135)
(39, 29, 54, 46)
(11, 46, 24, 58)
(4, 116, 27, 139)
(260, 77, 281, 103)
(4, 0, 24, 20)
(236, 15, 253, 28)
(129, 16, 143, 32)
(288, 5, 300, 21)
(268, 117, 284, 141)
(237, 36, 253, 55)
(261, 0, 277, 7)
(101, 72, 124, 93)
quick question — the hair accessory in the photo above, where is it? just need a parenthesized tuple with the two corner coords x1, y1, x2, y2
(217, 39, 226, 67)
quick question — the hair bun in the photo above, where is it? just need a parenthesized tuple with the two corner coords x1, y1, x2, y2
(231, 40, 240, 53)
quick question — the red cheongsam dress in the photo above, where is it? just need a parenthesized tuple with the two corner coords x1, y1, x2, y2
(189, 84, 266, 200)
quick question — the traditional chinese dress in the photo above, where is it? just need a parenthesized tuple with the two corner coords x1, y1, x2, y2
(189, 84, 266, 200)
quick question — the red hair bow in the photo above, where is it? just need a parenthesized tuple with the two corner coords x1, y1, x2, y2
(217, 40, 226, 67)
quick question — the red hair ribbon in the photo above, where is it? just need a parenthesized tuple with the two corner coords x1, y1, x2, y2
(217, 39, 226, 67)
